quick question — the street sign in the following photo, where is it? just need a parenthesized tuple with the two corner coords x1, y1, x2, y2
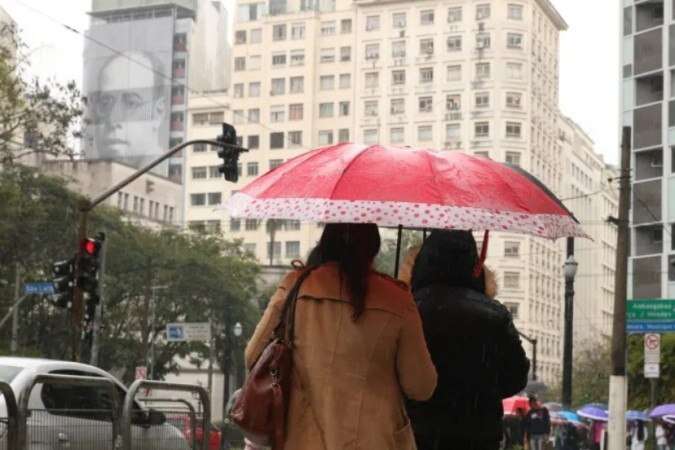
(627, 300, 675, 332)
(644, 334, 661, 364)
(166, 322, 211, 343)
(645, 363, 660, 379)
(23, 282, 55, 295)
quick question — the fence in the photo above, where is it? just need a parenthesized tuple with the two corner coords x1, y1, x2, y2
(139, 397, 203, 450)
(0, 382, 18, 450)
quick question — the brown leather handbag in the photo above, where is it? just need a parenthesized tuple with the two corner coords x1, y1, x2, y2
(229, 268, 313, 450)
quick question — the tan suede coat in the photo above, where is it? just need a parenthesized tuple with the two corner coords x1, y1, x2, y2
(245, 264, 437, 450)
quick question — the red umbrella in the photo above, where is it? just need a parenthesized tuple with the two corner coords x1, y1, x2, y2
(503, 396, 531, 416)
(227, 144, 586, 240)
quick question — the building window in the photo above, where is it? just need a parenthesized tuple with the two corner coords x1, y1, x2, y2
(290, 50, 305, 66)
(270, 105, 285, 122)
(192, 113, 209, 126)
(365, 43, 380, 60)
(506, 121, 522, 138)
(392, 40, 406, 58)
(504, 272, 520, 289)
(365, 100, 379, 117)
(269, 0, 287, 15)
(504, 302, 519, 319)
(267, 241, 281, 260)
(339, 101, 350, 116)
(243, 243, 256, 255)
(171, 85, 185, 104)
(366, 15, 380, 31)
(209, 166, 221, 178)
(507, 32, 523, 49)
(340, 46, 351, 62)
(291, 23, 305, 39)
(339, 73, 351, 89)
(447, 35, 462, 52)
(249, 82, 261, 97)
(365, 72, 379, 89)
(272, 52, 287, 67)
(320, 75, 335, 90)
(286, 241, 301, 258)
(290, 76, 304, 94)
(320, 48, 335, 63)
(448, 6, 462, 23)
(248, 108, 260, 123)
(475, 121, 490, 138)
(270, 159, 283, 170)
(420, 38, 434, 56)
(230, 218, 241, 231)
(192, 167, 207, 179)
(248, 135, 260, 149)
(232, 110, 244, 124)
(208, 192, 222, 205)
(390, 127, 404, 143)
(193, 143, 207, 152)
(250, 28, 262, 43)
(321, 21, 336, 36)
(289, 103, 304, 120)
(271, 78, 286, 95)
(248, 55, 261, 70)
(419, 96, 433, 113)
(504, 241, 520, 257)
(235, 30, 247, 44)
(170, 112, 184, 131)
(270, 132, 285, 149)
(507, 62, 523, 79)
(446, 123, 460, 141)
(476, 3, 491, 20)
(173, 59, 186, 77)
(319, 130, 334, 145)
(476, 62, 491, 78)
(446, 94, 461, 111)
(233, 83, 244, 98)
(391, 98, 405, 115)
(364, 129, 378, 144)
(447, 65, 462, 81)
(420, 9, 434, 25)
(418, 125, 433, 141)
(393, 12, 407, 28)
(288, 130, 303, 146)
(505, 151, 521, 166)
(247, 162, 259, 176)
(319, 102, 334, 118)
(477, 32, 491, 50)
(506, 92, 522, 108)
(245, 219, 260, 231)
(273, 24, 287, 41)
(508, 4, 523, 20)
(392, 70, 406, 85)
(341, 19, 352, 33)
(191, 193, 206, 206)
(338, 128, 350, 142)
(420, 67, 434, 84)
(475, 92, 490, 108)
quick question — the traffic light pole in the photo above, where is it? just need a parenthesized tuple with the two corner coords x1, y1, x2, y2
(70, 139, 241, 361)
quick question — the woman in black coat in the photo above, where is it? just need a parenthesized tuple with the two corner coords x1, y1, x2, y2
(407, 230, 530, 450)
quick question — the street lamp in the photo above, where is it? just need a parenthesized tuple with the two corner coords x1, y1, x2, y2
(233, 322, 243, 337)
(562, 254, 578, 408)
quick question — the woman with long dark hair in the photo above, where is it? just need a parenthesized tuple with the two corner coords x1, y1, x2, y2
(246, 223, 437, 450)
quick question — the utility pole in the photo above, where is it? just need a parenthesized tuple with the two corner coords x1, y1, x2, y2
(207, 319, 214, 402)
(148, 285, 168, 380)
(607, 126, 631, 450)
(89, 235, 108, 366)
(562, 238, 578, 408)
(518, 331, 538, 381)
(10, 263, 20, 354)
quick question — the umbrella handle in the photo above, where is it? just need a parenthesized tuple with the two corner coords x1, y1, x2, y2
(473, 230, 490, 278)
(394, 225, 403, 279)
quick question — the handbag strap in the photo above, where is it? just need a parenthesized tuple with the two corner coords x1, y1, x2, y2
(274, 266, 317, 345)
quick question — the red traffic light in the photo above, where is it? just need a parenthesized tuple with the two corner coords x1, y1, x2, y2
(80, 238, 101, 256)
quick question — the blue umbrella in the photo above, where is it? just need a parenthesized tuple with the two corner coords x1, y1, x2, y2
(626, 410, 651, 422)
(577, 403, 609, 421)
(559, 411, 582, 423)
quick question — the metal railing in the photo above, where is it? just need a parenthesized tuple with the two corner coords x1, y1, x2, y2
(122, 380, 210, 450)
(16, 373, 120, 450)
(138, 398, 198, 450)
(0, 382, 18, 450)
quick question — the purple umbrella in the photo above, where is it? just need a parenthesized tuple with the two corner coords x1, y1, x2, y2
(578, 403, 609, 421)
(650, 404, 675, 418)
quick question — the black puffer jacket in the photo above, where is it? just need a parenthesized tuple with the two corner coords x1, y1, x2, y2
(407, 284, 530, 445)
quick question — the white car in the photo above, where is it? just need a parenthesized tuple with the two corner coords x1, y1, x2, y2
(0, 357, 190, 450)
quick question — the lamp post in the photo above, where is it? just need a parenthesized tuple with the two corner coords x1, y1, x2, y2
(233, 322, 243, 389)
(562, 253, 578, 408)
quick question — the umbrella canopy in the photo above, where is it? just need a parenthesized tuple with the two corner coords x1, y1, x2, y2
(650, 404, 675, 418)
(664, 415, 675, 424)
(626, 410, 651, 422)
(578, 404, 609, 422)
(559, 411, 582, 424)
(503, 396, 530, 415)
(226, 144, 587, 240)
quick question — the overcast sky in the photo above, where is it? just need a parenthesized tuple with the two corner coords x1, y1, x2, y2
(1, 0, 620, 164)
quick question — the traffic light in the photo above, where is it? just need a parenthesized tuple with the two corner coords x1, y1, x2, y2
(216, 123, 246, 182)
(51, 258, 74, 308)
(79, 234, 104, 296)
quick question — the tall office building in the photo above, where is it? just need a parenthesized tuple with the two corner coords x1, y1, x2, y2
(83, 0, 230, 182)
(185, 0, 574, 383)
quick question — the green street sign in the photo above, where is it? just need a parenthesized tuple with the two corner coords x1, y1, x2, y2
(627, 300, 675, 332)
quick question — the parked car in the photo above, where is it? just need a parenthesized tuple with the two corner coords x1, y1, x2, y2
(0, 357, 190, 450)
(168, 415, 222, 450)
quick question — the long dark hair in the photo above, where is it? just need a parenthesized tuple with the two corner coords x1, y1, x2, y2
(410, 230, 485, 293)
(311, 223, 381, 319)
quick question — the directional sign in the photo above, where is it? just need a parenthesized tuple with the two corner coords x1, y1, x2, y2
(627, 300, 675, 332)
(166, 322, 211, 343)
(644, 334, 661, 364)
(23, 282, 55, 295)
(645, 363, 660, 379)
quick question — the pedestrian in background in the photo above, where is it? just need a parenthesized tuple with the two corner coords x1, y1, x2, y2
(523, 395, 551, 450)
(628, 420, 648, 450)
(406, 230, 530, 450)
(245, 223, 437, 450)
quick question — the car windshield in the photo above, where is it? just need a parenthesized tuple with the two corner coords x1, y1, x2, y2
(0, 365, 23, 383)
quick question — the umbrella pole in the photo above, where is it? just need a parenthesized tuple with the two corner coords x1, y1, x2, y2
(423, 229, 427, 241)
(394, 225, 403, 278)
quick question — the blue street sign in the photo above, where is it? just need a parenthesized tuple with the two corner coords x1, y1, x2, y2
(23, 282, 55, 296)
(627, 322, 675, 333)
